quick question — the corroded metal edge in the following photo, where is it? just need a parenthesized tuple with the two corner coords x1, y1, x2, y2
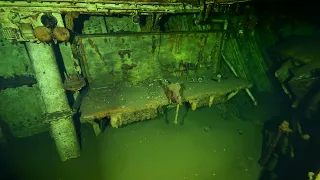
(80, 81, 252, 128)
(0, 0, 251, 14)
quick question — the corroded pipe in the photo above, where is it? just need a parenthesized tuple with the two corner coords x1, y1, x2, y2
(258, 128, 283, 167)
(259, 121, 291, 167)
(25, 42, 80, 161)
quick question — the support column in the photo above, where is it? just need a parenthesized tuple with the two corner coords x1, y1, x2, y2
(26, 42, 80, 161)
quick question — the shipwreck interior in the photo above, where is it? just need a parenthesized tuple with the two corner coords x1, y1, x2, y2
(0, 0, 319, 180)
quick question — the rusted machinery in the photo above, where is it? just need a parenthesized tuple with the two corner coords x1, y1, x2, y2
(0, 0, 256, 161)
(257, 34, 320, 179)
(271, 36, 320, 120)
(76, 32, 252, 130)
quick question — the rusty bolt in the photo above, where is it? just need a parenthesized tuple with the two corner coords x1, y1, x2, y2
(53, 27, 70, 42)
(132, 15, 140, 24)
(33, 26, 53, 42)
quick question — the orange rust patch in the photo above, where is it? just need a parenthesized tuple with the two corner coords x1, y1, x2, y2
(88, 38, 105, 63)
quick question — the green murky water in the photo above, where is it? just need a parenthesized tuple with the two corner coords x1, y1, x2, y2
(1, 106, 262, 180)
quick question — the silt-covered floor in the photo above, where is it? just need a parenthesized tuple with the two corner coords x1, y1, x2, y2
(1, 105, 263, 180)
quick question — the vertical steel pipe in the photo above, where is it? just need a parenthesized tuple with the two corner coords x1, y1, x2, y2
(26, 42, 80, 161)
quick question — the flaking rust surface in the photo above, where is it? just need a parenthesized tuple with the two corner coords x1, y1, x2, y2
(80, 83, 168, 121)
(80, 78, 252, 121)
(184, 78, 252, 100)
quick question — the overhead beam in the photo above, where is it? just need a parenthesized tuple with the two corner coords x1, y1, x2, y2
(0, 0, 251, 14)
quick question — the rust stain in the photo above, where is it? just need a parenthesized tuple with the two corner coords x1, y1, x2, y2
(151, 35, 156, 54)
(88, 38, 95, 48)
(88, 38, 105, 63)
(78, 39, 87, 66)
(77, 39, 92, 78)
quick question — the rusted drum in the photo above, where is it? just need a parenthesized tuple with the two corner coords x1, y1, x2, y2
(53, 27, 70, 42)
(33, 26, 53, 42)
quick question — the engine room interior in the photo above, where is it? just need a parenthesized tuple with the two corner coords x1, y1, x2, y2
(0, 0, 319, 180)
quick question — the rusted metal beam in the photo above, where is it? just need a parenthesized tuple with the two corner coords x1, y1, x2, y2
(0, 0, 251, 14)
(0, 0, 249, 4)
(0, 1, 202, 14)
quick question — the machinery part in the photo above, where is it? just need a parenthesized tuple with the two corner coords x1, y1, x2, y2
(166, 83, 182, 104)
(275, 57, 320, 111)
(259, 120, 292, 167)
(53, 27, 70, 42)
(63, 73, 86, 91)
(25, 42, 80, 161)
(33, 26, 53, 42)
(41, 13, 58, 29)
(221, 53, 258, 105)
